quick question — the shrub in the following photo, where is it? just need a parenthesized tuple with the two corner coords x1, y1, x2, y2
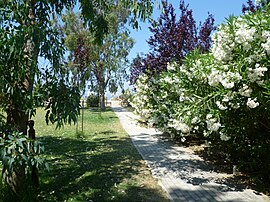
(132, 2, 270, 181)
(86, 94, 99, 108)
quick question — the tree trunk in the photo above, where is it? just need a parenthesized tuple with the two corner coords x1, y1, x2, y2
(2, 166, 26, 196)
(3, 1, 38, 194)
(100, 91, 106, 111)
(6, 107, 28, 135)
(3, 107, 28, 195)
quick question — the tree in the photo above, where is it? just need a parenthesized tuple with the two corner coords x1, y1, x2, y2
(0, 0, 80, 195)
(62, 10, 134, 110)
(0, 0, 154, 195)
(130, 0, 215, 84)
(242, 0, 270, 13)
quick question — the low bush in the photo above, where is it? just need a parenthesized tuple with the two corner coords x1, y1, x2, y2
(86, 94, 99, 108)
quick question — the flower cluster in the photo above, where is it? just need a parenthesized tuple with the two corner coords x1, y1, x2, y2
(246, 97, 259, 108)
(208, 69, 242, 89)
(212, 26, 234, 62)
(248, 64, 268, 83)
(132, 8, 270, 144)
(206, 114, 221, 132)
(261, 30, 270, 54)
(132, 2, 270, 182)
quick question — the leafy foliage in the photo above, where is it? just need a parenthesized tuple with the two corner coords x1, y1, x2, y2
(62, 10, 134, 110)
(132, 2, 270, 181)
(86, 94, 99, 108)
(0, 0, 80, 130)
(242, 0, 270, 13)
(0, 0, 155, 193)
(79, 0, 154, 43)
(0, 131, 47, 174)
(119, 89, 133, 107)
(130, 0, 215, 84)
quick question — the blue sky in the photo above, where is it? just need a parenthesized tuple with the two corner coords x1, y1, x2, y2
(128, 0, 249, 61)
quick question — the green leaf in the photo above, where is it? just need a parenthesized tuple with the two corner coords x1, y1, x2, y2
(21, 154, 28, 162)
(16, 138, 24, 148)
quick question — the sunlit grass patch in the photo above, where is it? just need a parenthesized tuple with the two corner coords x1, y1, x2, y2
(33, 107, 169, 202)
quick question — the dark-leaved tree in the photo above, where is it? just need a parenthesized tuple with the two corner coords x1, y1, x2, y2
(130, 0, 215, 84)
(242, 0, 270, 13)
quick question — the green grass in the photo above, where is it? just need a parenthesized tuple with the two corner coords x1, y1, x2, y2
(32, 108, 169, 202)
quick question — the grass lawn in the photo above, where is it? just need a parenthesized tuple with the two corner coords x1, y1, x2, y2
(32, 107, 169, 202)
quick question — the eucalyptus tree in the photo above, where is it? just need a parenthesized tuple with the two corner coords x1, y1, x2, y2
(63, 10, 134, 110)
(0, 0, 154, 195)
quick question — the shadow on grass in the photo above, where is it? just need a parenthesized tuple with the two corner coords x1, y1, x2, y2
(99, 130, 116, 135)
(88, 107, 113, 113)
(38, 135, 168, 202)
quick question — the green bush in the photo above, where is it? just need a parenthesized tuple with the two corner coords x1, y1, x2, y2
(86, 94, 99, 107)
(132, 2, 270, 182)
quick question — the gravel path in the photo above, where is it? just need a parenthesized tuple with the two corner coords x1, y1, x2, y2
(113, 107, 270, 202)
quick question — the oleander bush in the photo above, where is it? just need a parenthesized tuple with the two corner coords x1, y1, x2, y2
(132, 1, 270, 181)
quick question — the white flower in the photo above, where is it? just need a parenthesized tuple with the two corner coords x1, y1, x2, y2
(181, 137, 186, 142)
(256, 80, 264, 85)
(222, 92, 235, 102)
(163, 76, 173, 84)
(262, 40, 270, 55)
(212, 122, 221, 131)
(191, 116, 200, 124)
(216, 101, 227, 110)
(167, 62, 176, 71)
(212, 27, 234, 62)
(220, 132, 231, 141)
(235, 22, 256, 45)
(246, 98, 259, 108)
(168, 119, 190, 134)
(254, 67, 268, 77)
(230, 102, 240, 109)
(206, 115, 221, 132)
(222, 97, 230, 102)
(220, 79, 234, 89)
(207, 122, 221, 132)
(239, 84, 252, 97)
(262, 31, 270, 39)
(162, 91, 168, 98)
(141, 109, 151, 117)
(208, 70, 221, 87)
(203, 130, 209, 137)
(179, 92, 186, 102)
(206, 114, 213, 119)
(248, 64, 268, 82)
(255, 0, 262, 6)
(176, 123, 190, 133)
